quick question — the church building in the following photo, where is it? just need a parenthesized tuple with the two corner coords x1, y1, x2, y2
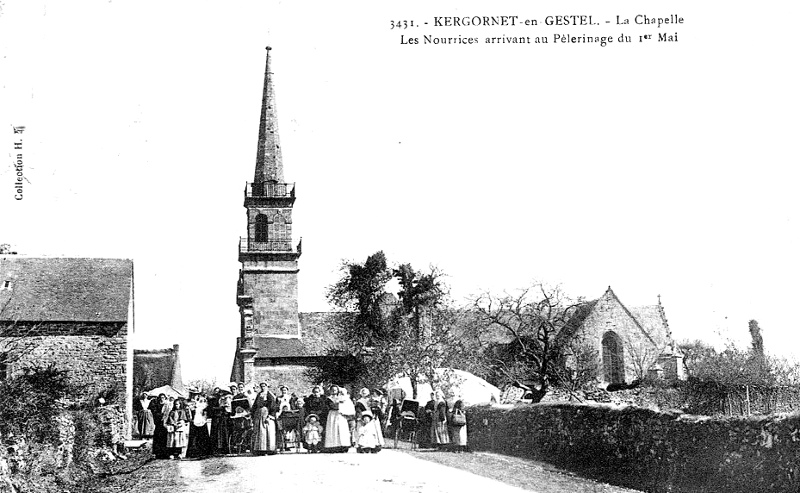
(230, 48, 334, 391)
(570, 287, 685, 386)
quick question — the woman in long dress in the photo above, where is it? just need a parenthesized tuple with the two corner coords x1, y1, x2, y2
(431, 390, 451, 448)
(150, 394, 170, 459)
(251, 382, 278, 455)
(133, 392, 155, 438)
(448, 399, 468, 452)
(210, 390, 232, 454)
(186, 394, 212, 458)
(323, 385, 351, 453)
(355, 387, 384, 451)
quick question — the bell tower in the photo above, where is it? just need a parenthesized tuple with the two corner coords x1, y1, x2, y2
(235, 47, 302, 382)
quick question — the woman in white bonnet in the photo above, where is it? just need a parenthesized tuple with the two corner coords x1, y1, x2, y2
(323, 385, 351, 453)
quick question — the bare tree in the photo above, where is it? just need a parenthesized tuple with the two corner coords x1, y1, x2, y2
(624, 336, 668, 381)
(471, 283, 587, 402)
(550, 329, 600, 398)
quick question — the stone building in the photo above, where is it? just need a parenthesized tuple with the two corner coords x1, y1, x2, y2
(570, 287, 684, 385)
(230, 48, 335, 391)
(0, 256, 134, 427)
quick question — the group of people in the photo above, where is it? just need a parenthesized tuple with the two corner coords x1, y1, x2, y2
(132, 382, 391, 458)
(409, 390, 468, 453)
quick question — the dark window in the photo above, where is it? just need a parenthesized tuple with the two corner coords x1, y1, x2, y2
(255, 214, 269, 242)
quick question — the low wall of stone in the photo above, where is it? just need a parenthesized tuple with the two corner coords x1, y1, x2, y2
(466, 403, 800, 493)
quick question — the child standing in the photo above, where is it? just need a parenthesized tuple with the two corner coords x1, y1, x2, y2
(302, 414, 324, 453)
(356, 411, 380, 453)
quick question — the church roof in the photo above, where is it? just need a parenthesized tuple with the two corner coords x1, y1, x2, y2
(254, 312, 338, 358)
(628, 305, 670, 347)
(253, 47, 284, 184)
(0, 256, 133, 323)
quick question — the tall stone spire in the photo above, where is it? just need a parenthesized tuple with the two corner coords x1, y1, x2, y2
(254, 46, 283, 183)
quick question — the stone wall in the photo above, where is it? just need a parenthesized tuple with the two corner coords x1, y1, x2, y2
(2, 323, 128, 413)
(243, 266, 300, 337)
(252, 364, 315, 395)
(466, 402, 800, 493)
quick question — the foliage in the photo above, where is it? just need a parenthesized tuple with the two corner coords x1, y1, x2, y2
(0, 364, 70, 443)
(326, 251, 392, 347)
(470, 283, 588, 401)
(71, 409, 103, 464)
(679, 335, 794, 388)
(679, 319, 800, 396)
(322, 252, 474, 398)
(304, 344, 370, 389)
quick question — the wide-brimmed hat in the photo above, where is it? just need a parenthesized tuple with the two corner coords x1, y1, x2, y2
(305, 413, 319, 422)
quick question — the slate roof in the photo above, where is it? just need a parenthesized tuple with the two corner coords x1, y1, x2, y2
(254, 312, 338, 358)
(0, 257, 133, 322)
(628, 305, 670, 348)
(556, 299, 599, 344)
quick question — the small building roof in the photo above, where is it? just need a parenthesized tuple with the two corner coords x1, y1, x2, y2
(134, 345, 184, 392)
(0, 256, 133, 322)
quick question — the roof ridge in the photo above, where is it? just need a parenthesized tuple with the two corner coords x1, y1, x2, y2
(605, 288, 657, 346)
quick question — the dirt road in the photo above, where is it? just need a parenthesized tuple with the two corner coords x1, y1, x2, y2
(117, 449, 639, 493)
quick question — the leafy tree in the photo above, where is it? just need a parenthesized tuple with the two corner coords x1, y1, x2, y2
(319, 253, 471, 399)
(326, 251, 392, 348)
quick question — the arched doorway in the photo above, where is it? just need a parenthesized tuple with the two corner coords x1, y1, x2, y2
(602, 331, 625, 385)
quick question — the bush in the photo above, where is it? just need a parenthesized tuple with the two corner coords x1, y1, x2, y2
(0, 364, 70, 443)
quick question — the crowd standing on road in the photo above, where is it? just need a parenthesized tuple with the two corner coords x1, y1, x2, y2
(132, 381, 469, 459)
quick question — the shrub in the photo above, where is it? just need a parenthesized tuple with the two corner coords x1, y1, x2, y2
(0, 364, 70, 444)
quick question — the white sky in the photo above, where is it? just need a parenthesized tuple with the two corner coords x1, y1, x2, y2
(2, 1, 798, 383)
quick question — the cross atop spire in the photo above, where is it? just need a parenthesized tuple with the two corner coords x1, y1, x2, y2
(254, 46, 283, 183)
